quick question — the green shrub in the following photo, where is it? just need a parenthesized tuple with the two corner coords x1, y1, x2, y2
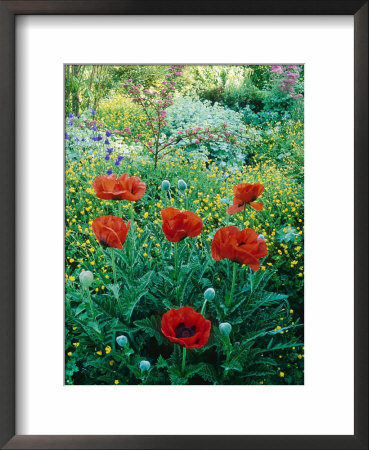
(165, 97, 248, 166)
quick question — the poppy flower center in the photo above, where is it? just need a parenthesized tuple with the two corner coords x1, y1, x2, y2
(99, 239, 108, 248)
(175, 323, 196, 338)
(237, 202, 245, 207)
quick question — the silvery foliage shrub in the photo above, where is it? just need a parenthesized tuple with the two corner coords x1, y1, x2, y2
(164, 97, 248, 169)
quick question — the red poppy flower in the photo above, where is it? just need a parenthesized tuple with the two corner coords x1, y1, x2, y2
(227, 182, 264, 215)
(211, 225, 267, 271)
(92, 215, 130, 249)
(93, 173, 146, 201)
(161, 306, 211, 349)
(160, 207, 203, 242)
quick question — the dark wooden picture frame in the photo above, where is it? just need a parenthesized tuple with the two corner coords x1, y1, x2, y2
(0, 1, 367, 449)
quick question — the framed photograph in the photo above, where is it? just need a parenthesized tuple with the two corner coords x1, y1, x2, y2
(1, 1, 367, 449)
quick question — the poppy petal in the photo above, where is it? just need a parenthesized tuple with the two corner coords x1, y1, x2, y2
(161, 207, 180, 222)
(92, 215, 130, 249)
(249, 202, 263, 211)
(227, 202, 245, 215)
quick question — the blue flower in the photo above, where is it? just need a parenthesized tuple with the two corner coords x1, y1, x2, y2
(104, 139, 110, 145)
(68, 112, 73, 118)
(106, 169, 113, 175)
(91, 108, 96, 115)
(91, 125, 97, 132)
(81, 138, 85, 142)
(65, 132, 71, 140)
(92, 135, 102, 141)
(106, 131, 112, 137)
(115, 156, 123, 166)
(68, 120, 73, 126)
(105, 155, 110, 161)
(106, 147, 113, 154)
(74, 137, 79, 142)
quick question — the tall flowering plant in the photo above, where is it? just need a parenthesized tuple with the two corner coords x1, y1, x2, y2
(270, 65, 303, 100)
(121, 66, 241, 169)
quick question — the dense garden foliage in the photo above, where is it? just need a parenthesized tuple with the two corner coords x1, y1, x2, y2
(65, 65, 304, 385)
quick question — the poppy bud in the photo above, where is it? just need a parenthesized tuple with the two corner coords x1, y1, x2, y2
(161, 180, 171, 191)
(204, 287, 215, 301)
(219, 322, 232, 336)
(116, 335, 128, 347)
(177, 179, 187, 191)
(139, 360, 151, 372)
(258, 234, 265, 240)
(79, 270, 94, 288)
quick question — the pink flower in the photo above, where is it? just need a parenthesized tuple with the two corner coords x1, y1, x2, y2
(271, 65, 283, 74)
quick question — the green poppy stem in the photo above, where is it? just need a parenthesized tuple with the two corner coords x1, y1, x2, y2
(227, 262, 237, 307)
(111, 248, 118, 285)
(174, 242, 179, 280)
(181, 346, 187, 374)
(110, 248, 123, 313)
(200, 299, 207, 316)
(242, 205, 247, 225)
(129, 202, 134, 220)
(118, 202, 123, 218)
(174, 242, 181, 304)
(86, 287, 96, 321)
(165, 190, 171, 208)
(222, 336, 232, 380)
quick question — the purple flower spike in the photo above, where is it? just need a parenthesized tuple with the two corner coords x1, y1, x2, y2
(91, 108, 96, 115)
(65, 132, 71, 140)
(104, 139, 110, 145)
(106, 169, 113, 175)
(106, 131, 112, 137)
(106, 147, 113, 154)
(68, 113, 73, 118)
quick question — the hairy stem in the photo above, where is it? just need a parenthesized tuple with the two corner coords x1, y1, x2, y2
(242, 205, 247, 225)
(181, 346, 187, 374)
(86, 288, 96, 321)
(200, 299, 207, 316)
(174, 243, 180, 304)
(227, 262, 237, 307)
(110, 248, 123, 312)
(111, 248, 118, 285)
